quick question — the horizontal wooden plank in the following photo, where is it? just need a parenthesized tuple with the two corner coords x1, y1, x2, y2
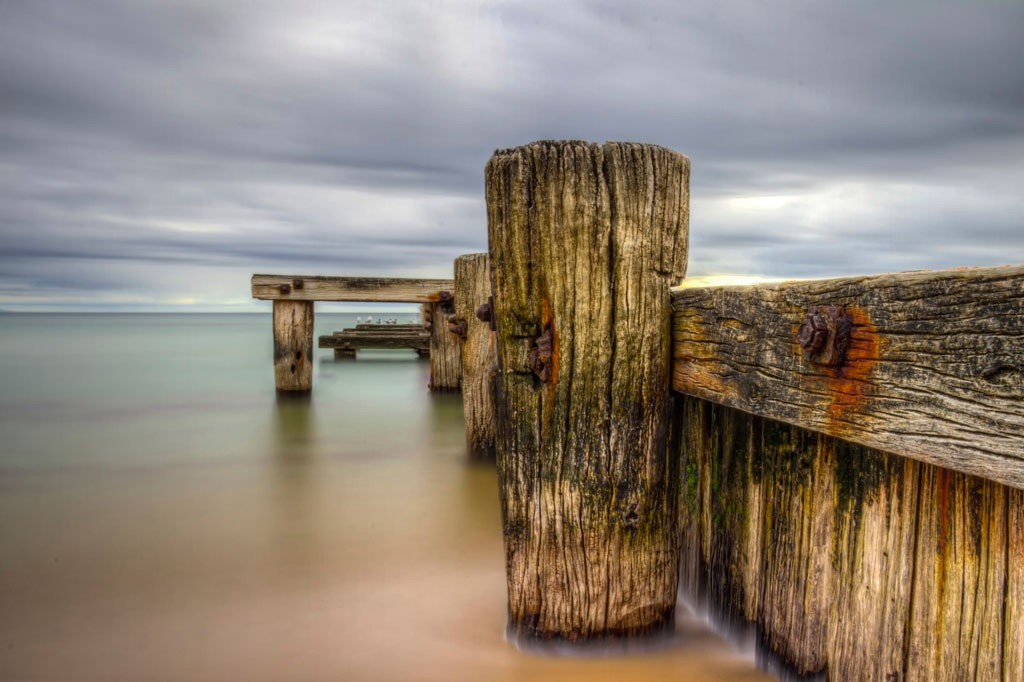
(252, 275, 454, 302)
(353, 324, 424, 331)
(318, 333, 429, 350)
(332, 328, 427, 337)
(671, 264, 1024, 489)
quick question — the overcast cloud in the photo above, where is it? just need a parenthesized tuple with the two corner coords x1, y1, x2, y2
(1, 0, 1022, 310)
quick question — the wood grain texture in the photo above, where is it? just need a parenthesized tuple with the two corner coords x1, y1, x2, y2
(427, 300, 461, 391)
(671, 264, 1024, 489)
(676, 396, 1024, 679)
(454, 253, 496, 455)
(252, 275, 453, 302)
(273, 300, 314, 392)
(486, 140, 689, 641)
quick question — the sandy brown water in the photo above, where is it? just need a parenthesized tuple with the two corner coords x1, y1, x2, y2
(0, 313, 772, 681)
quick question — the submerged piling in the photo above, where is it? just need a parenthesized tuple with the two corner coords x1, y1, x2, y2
(454, 253, 496, 455)
(485, 140, 690, 642)
(273, 300, 314, 392)
(426, 296, 461, 391)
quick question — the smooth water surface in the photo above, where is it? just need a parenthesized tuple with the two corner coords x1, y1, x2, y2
(0, 313, 772, 681)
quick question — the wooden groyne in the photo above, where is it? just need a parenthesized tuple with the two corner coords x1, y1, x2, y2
(252, 138, 1023, 679)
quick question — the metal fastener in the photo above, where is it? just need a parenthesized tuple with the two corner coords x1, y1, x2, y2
(292, 279, 304, 290)
(279, 283, 291, 295)
(475, 296, 496, 331)
(447, 314, 467, 339)
(797, 305, 852, 367)
(797, 312, 828, 354)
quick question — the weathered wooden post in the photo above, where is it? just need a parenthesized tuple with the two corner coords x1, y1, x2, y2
(426, 295, 461, 391)
(273, 300, 314, 392)
(454, 253, 496, 455)
(485, 140, 690, 641)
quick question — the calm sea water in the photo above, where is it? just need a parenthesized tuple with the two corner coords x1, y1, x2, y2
(0, 313, 772, 681)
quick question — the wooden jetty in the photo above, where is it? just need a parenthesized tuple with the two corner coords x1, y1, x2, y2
(252, 138, 1024, 680)
(252, 275, 455, 392)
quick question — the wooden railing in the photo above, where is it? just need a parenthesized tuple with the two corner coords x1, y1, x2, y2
(671, 264, 1024, 489)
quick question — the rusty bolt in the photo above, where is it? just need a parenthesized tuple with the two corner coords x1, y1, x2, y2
(437, 290, 453, 304)
(447, 314, 467, 339)
(797, 312, 828, 354)
(475, 296, 496, 331)
(797, 305, 853, 367)
(279, 283, 291, 295)
(475, 300, 492, 323)
(292, 279, 304, 290)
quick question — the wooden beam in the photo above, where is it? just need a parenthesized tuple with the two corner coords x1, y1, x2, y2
(671, 264, 1024, 489)
(252, 275, 454, 302)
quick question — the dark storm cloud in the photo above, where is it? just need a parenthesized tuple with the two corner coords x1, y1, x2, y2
(1, 0, 1022, 309)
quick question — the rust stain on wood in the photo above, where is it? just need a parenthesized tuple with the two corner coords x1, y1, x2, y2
(819, 306, 883, 433)
(540, 297, 559, 388)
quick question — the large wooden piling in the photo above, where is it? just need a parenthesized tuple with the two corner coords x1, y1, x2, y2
(426, 298, 461, 391)
(454, 253, 496, 455)
(485, 140, 690, 642)
(273, 300, 314, 392)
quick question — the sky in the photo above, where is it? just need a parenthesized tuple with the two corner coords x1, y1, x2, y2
(1, 0, 1022, 311)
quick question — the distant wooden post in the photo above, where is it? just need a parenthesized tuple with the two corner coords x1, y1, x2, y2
(454, 253, 496, 455)
(273, 300, 314, 392)
(426, 296, 461, 391)
(485, 141, 690, 642)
